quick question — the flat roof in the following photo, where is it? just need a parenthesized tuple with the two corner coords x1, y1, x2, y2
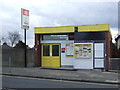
(34, 24, 110, 34)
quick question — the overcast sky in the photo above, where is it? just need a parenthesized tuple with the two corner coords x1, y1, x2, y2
(0, 0, 119, 47)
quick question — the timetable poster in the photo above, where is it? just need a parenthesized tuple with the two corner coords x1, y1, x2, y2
(74, 43, 92, 58)
(66, 43, 74, 57)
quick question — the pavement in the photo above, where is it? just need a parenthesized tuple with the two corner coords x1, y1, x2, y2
(1, 67, 120, 85)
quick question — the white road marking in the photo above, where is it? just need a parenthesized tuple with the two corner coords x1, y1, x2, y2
(106, 80, 119, 83)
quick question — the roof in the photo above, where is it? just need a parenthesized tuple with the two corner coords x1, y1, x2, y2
(34, 24, 110, 34)
(1, 43, 12, 49)
(115, 35, 120, 41)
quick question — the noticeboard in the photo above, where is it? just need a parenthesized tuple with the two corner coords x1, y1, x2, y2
(66, 43, 74, 57)
(74, 43, 92, 58)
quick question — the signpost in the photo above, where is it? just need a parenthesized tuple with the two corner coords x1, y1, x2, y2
(21, 8, 29, 67)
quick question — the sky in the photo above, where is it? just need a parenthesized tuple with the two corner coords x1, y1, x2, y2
(0, 0, 119, 47)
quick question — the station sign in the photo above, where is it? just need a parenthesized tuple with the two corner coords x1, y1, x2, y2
(21, 8, 29, 29)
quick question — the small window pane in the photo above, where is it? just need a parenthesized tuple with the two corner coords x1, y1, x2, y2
(43, 45, 50, 56)
(52, 45, 59, 56)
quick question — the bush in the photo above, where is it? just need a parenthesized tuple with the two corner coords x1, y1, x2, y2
(111, 43, 120, 58)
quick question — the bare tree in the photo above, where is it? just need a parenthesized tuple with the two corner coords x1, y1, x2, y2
(8, 32, 21, 46)
(0, 36, 8, 45)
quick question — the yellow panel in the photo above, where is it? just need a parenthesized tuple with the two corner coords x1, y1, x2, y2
(42, 57, 51, 67)
(35, 26, 74, 34)
(34, 24, 109, 34)
(78, 25, 90, 32)
(42, 44, 51, 67)
(51, 44, 60, 67)
(78, 24, 109, 32)
(51, 57, 60, 67)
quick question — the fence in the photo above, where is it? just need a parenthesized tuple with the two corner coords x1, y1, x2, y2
(1, 46, 34, 67)
(109, 58, 120, 71)
(1, 43, 120, 69)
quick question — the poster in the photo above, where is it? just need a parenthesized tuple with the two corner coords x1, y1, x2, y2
(66, 43, 74, 57)
(74, 43, 92, 58)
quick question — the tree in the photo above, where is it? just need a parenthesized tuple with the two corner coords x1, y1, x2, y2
(0, 36, 8, 45)
(111, 43, 120, 58)
(8, 32, 21, 46)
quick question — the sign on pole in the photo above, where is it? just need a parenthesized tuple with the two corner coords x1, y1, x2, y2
(21, 8, 29, 29)
(21, 8, 29, 67)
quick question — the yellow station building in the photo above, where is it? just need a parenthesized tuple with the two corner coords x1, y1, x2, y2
(34, 24, 112, 71)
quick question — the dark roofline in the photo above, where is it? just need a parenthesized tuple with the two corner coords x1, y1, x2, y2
(115, 35, 120, 41)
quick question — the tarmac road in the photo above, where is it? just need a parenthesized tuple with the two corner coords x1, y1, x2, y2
(2, 75, 119, 89)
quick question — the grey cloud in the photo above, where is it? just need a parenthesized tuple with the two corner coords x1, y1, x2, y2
(0, 1, 118, 46)
(32, 2, 118, 28)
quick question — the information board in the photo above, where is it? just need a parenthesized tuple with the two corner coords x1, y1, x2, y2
(66, 43, 74, 57)
(74, 43, 92, 58)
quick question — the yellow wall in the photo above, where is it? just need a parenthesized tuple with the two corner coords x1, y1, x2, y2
(34, 24, 109, 34)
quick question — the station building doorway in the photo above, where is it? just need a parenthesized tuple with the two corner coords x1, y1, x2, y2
(42, 44, 60, 67)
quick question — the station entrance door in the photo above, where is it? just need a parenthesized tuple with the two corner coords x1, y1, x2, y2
(42, 44, 60, 67)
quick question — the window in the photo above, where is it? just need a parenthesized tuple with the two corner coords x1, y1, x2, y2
(52, 45, 59, 56)
(43, 45, 50, 56)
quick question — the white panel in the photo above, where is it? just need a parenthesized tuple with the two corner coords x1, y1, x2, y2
(41, 40, 74, 44)
(73, 43, 93, 69)
(95, 50, 104, 57)
(95, 43, 104, 51)
(73, 59, 93, 69)
(95, 59, 104, 68)
(61, 53, 74, 65)
(94, 43, 104, 58)
(61, 41, 74, 66)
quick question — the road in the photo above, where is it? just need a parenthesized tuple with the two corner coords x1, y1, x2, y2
(2, 75, 119, 89)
